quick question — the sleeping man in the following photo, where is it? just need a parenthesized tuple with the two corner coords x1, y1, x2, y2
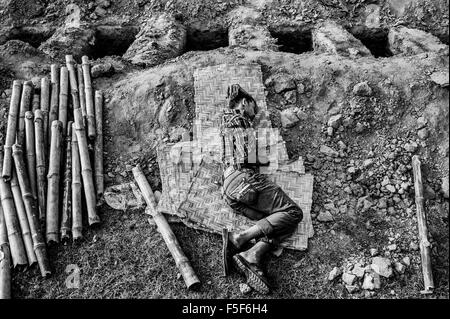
(221, 84, 303, 294)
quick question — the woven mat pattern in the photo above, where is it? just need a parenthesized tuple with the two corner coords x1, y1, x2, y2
(155, 63, 314, 251)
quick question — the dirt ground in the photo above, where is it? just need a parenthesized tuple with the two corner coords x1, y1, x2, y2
(0, 0, 449, 299)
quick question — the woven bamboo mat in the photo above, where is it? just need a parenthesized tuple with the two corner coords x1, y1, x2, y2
(155, 63, 314, 250)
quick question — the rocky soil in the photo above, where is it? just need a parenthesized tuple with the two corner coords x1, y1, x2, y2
(0, 0, 448, 299)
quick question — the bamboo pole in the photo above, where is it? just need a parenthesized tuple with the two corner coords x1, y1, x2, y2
(46, 121, 63, 244)
(71, 124, 83, 240)
(412, 155, 434, 294)
(94, 90, 104, 199)
(12, 144, 51, 277)
(17, 81, 33, 147)
(49, 64, 59, 146)
(40, 77, 50, 156)
(81, 56, 96, 139)
(25, 111, 38, 202)
(0, 150, 28, 267)
(34, 110, 47, 222)
(66, 55, 81, 110)
(11, 169, 37, 265)
(61, 122, 73, 243)
(59, 66, 69, 133)
(2, 80, 22, 182)
(77, 65, 88, 129)
(32, 93, 40, 112)
(0, 204, 11, 299)
(132, 165, 200, 290)
(74, 108, 100, 226)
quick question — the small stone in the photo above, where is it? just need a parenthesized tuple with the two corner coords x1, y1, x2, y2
(442, 176, 449, 198)
(337, 141, 346, 150)
(355, 122, 365, 133)
(271, 73, 296, 93)
(404, 141, 418, 153)
(385, 185, 396, 193)
(416, 116, 427, 129)
(387, 244, 397, 251)
(363, 159, 374, 168)
(345, 284, 359, 294)
(353, 81, 372, 96)
(424, 184, 436, 200)
(328, 114, 342, 128)
(370, 248, 379, 256)
(402, 256, 411, 266)
(342, 272, 356, 285)
(320, 145, 339, 157)
(94, 6, 107, 17)
(362, 272, 381, 290)
(381, 176, 390, 187)
(317, 211, 334, 222)
(91, 62, 114, 78)
(417, 128, 429, 139)
(328, 266, 342, 281)
(284, 90, 297, 104)
(371, 256, 393, 278)
(377, 198, 387, 209)
(280, 108, 300, 128)
(239, 283, 252, 294)
(430, 71, 449, 87)
(410, 242, 419, 250)
(327, 126, 334, 136)
(394, 262, 405, 274)
(352, 263, 366, 278)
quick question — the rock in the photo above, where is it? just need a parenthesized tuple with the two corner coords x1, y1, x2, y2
(362, 271, 381, 290)
(328, 266, 342, 281)
(284, 90, 297, 104)
(430, 71, 449, 87)
(363, 159, 374, 168)
(370, 248, 379, 257)
(371, 256, 393, 278)
(342, 272, 356, 285)
(39, 26, 96, 60)
(423, 184, 436, 200)
(95, 6, 107, 17)
(345, 284, 359, 294)
(394, 262, 405, 274)
(355, 122, 365, 133)
(312, 20, 372, 57)
(338, 141, 346, 150)
(280, 108, 300, 128)
(404, 141, 418, 153)
(353, 81, 372, 97)
(352, 263, 366, 278)
(441, 176, 449, 198)
(96, 0, 111, 8)
(328, 114, 342, 128)
(385, 185, 396, 193)
(91, 62, 114, 78)
(416, 116, 427, 129)
(320, 145, 339, 157)
(402, 256, 411, 266)
(388, 27, 448, 56)
(317, 211, 334, 222)
(381, 176, 390, 187)
(270, 73, 296, 93)
(123, 13, 186, 66)
(327, 126, 333, 136)
(239, 283, 252, 294)
(410, 241, 419, 251)
(104, 182, 145, 211)
(387, 244, 397, 251)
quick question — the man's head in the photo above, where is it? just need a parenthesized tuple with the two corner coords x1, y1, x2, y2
(234, 97, 256, 120)
(227, 84, 257, 120)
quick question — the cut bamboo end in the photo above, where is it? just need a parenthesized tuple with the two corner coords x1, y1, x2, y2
(50, 64, 59, 84)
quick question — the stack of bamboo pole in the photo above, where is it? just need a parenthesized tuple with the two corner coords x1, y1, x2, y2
(0, 55, 104, 297)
